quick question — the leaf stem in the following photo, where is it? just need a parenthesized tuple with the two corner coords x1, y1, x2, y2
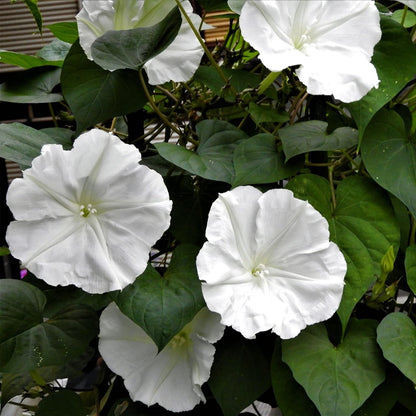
(328, 165, 337, 211)
(258, 71, 280, 95)
(138, 69, 181, 136)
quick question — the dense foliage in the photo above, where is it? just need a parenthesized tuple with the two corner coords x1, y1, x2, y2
(0, 1, 416, 415)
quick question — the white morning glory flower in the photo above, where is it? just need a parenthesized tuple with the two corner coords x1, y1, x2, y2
(397, 1, 416, 11)
(76, 0, 205, 85)
(196, 186, 346, 340)
(6, 129, 172, 294)
(99, 303, 225, 412)
(238, 0, 382, 102)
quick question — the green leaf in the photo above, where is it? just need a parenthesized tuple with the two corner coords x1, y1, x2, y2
(0, 280, 98, 373)
(405, 245, 416, 293)
(0, 246, 10, 256)
(61, 41, 147, 132)
(209, 335, 271, 416)
(279, 121, 358, 161)
(232, 133, 302, 186)
(248, 102, 289, 125)
(282, 320, 385, 416)
(391, 9, 416, 28)
(36, 39, 71, 62)
(156, 119, 247, 183)
(36, 390, 87, 416)
(23, 0, 42, 33)
(377, 312, 416, 384)
(0, 67, 62, 103)
(39, 127, 74, 147)
(0, 51, 63, 69)
(287, 175, 400, 332)
(194, 66, 261, 101)
(91, 7, 181, 71)
(1, 349, 93, 407)
(0, 123, 72, 169)
(271, 340, 319, 416)
(348, 17, 416, 138)
(361, 108, 416, 219)
(47, 22, 78, 44)
(116, 245, 205, 351)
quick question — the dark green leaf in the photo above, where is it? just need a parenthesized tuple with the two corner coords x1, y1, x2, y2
(0, 123, 70, 169)
(1, 349, 93, 406)
(271, 340, 319, 416)
(194, 66, 261, 101)
(248, 102, 289, 125)
(287, 175, 400, 332)
(0, 67, 62, 103)
(282, 320, 385, 416)
(91, 7, 181, 71)
(23, 0, 42, 33)
(47, 22, 78, 44)
(36, 390, 87, 416)
(61, 41, 147, 132)
(156, 119, 247, 183)
(0, 280, 98, 373)
(209, 335, 271, 416)
(279, 121, 358, 161)
(116, 245, 205, 351)
(348, 17, 416, 138)
(232, 133, 302, 186)
(39, 127, 74, 148)
(361, 108, 416, 219)
(377, 312, 416, 384)
(405, 245, 416, 293)
(0, 51, 62, 69)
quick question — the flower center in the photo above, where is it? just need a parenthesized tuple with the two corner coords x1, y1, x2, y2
(79, 204, 97, 217)
(252, 263, 269, 279)
(170, 331, 189, 349)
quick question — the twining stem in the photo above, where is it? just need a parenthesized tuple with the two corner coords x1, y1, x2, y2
(328, 165, 337, 211)
(48, 102, 58, 127)
(138, 69, 181, 135)
(401, 6, 408, 26)
(174, 0, 235, 92)
(258, 71, 281, 95)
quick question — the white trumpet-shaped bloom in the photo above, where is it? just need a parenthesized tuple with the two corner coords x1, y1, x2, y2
(76, 0, 205, 85)
(6, 129, 172, 294)
(99, 303, 225, 412)
(238, 0, 382, 102)
(196, 186, 346, 339)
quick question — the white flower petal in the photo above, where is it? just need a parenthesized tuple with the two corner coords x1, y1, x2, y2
(397, 0, 416, 11)
(198, 186, 346, 339)
(228, 0, 246, 14)
(99, 303, 224, 412)
(144, 1, 204, 85)
(6, 129, 171, 294)
(239, 0, 381, 102)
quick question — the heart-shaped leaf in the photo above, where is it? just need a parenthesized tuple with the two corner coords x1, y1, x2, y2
(116, 244, 205, 351)
(361, 108, 416, 219)
(0, 280, 98, 373)
(36, 390, 87, 416)
(279, 121, 358, 161)
(156, 119, 248, 184)
(232, 133, 302, 186)
(348, 17, 416, 138)
(287, 175, 400, 332)
(61, 41, 147, 132)
(377, 312, 416, 384)
(282, 319, 385, 416)
(91, 7, 181, 71)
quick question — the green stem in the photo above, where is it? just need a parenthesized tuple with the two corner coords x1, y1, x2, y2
(48, 102, 58, 127)
(258, 71, 280, 95)
(401, 6, 408, 26)
(138, 69, 181, 136)
(174, 0, 233, 90)
(328, 166, 337, 211)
